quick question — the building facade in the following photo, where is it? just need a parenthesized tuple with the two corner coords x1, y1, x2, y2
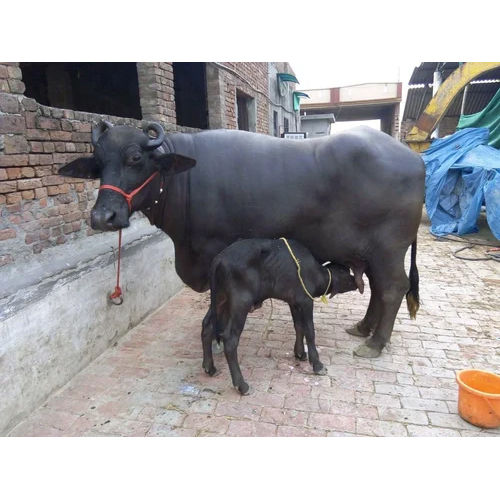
(0, 61, 298, 434)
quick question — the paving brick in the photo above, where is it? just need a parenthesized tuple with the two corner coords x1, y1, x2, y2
(308, 412, 356, 433)
(227, 420, 277, 436)
(377, 407, 429, 425)
(356, 418, 408, 437)
(401, 397, 449, 413)
(277, 425, 326, 437)
(407, 425, 461, 437)
(355, 391, 402, 409)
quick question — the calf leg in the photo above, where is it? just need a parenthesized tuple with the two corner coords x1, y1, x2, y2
(346, 270, 381, 337)
(201, 308, 217, 376)
(290, 304, 307, 361)
(290, 302, 326, 375)
(354, 252, 409, 358)
(220, 310, 250, 395)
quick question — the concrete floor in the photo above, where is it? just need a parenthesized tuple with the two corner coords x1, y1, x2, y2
(8, 214, 500, 437)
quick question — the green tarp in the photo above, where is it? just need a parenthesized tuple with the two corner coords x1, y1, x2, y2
(457, 87, 500, 148)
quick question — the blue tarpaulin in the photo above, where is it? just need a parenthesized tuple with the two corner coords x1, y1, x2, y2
(421, 127, 500, 239)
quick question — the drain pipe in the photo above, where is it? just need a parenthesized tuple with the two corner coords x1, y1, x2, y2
(431, 67, 442, 139)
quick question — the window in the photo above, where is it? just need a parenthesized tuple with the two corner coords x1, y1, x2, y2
(20, 62, 142, 119)
(173, 62, 208, 129)
(284, 117, 289, 133)
(236, 90, 256, 132)
(273, 111, 279, 137)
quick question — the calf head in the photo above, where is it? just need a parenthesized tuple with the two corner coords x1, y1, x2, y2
(58, 121, 196, 231)
(327, 263, 358, 297)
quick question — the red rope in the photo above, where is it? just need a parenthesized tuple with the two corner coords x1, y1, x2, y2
(109, 229, 123, 304)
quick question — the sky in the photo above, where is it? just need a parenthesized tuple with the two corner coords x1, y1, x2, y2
(289, 60, 419, 133)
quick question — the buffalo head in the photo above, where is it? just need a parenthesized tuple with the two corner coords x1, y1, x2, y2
(58, 121, 196, 231)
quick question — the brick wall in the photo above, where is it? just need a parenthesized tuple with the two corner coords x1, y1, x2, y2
(1, 62, 282, 268)
(218, 62, 270, 134)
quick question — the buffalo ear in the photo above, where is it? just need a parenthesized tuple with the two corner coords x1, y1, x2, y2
(154, 153, 196, 175)
(58, 157, 100, 179)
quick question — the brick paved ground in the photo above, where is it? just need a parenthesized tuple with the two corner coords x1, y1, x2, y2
(9, 214, 500, 436)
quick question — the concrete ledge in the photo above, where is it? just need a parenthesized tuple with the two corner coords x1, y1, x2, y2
(0, 219, 183, 435)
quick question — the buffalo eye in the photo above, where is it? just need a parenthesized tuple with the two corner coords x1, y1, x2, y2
(126, 150, 143, 166)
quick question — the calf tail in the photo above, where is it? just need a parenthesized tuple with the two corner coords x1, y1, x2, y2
(406, 239, 420, 320)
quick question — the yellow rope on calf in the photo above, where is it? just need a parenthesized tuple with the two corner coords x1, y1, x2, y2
(280, 237, 331, 304)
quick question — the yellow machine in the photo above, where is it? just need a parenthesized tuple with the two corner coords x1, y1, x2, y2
(405, 62, 500, 153)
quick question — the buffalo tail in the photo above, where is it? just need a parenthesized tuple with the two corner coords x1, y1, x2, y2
(406, 239, 420, 319)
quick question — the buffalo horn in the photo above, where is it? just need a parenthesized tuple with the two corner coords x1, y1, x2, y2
(142, 122, 165, 150)
(91, 120, 113, 145)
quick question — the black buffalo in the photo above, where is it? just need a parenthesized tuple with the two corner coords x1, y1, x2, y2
(58, 121, 425, 358)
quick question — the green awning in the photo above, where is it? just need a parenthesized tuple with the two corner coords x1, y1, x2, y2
(277, 73, 300, 84)
(293, 91, 310, 112)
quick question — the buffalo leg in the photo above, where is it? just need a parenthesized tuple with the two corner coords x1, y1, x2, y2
(290, 303, 307, 361)
(221, 311, 250, 395)
(290, 302, 326, 375)
(354, 253, 408, 358)
(346, 270, 381, 337)
(201, 309, 217, 376)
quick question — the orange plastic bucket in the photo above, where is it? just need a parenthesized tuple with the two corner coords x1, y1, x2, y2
(456, 369, 500, 428)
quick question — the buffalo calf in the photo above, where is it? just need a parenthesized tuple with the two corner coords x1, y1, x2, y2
(201, 238, 358, 394)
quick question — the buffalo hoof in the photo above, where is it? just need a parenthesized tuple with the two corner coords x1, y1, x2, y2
(236, 382, 250, 395)
(314, 366, 328, 376)
(353, 343, 382, 358)
(203, 364, 217, 376)
(212, 339, 224, 355)
(295, 352, 308, 361)
(346, 322, 370, 337)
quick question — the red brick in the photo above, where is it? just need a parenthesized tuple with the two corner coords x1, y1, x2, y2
(43, 142, 55, 153)
(0, 93, 19, 113)
(3, 135, 30, 154)
(25, 112, 37, 129)
(42, 175, 64, 186)
(49, 130, 72, 141)
(7, 65, 22, 79)
(0, 228, 16, 240)
(21, 190, 35, 200)
(226, 420, 277, 437)
(0, 114, 25, 134)
(6, 192, 22, 204)
(0, 155, 29, 167)
(34, 166, 52, 177)
(0, 180, 17, 193)
(36, 117, 60, 130)
(22, 97, 38, 111)
(26, 129, 50, 141)
(25, 232, 39, 244)
(35, 188, 47, 198)
(58, 183, 70, 194)
(308, 412, 356, 433)
(0, 170, 7, 181)
(1, 193, 8, 204)
(6, 167, 21, 179)
(17, 178, 42, 190)
(21, 167, 35, 178)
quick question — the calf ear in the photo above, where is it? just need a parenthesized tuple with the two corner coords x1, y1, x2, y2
(58, 157, 100, 179)
(154, 153, 196, 175)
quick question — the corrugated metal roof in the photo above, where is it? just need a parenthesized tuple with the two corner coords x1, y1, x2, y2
(403, 62, 500, 121)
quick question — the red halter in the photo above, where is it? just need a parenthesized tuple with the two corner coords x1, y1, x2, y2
(99, 171, 160, 212)
(98, 171, 160, 305)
